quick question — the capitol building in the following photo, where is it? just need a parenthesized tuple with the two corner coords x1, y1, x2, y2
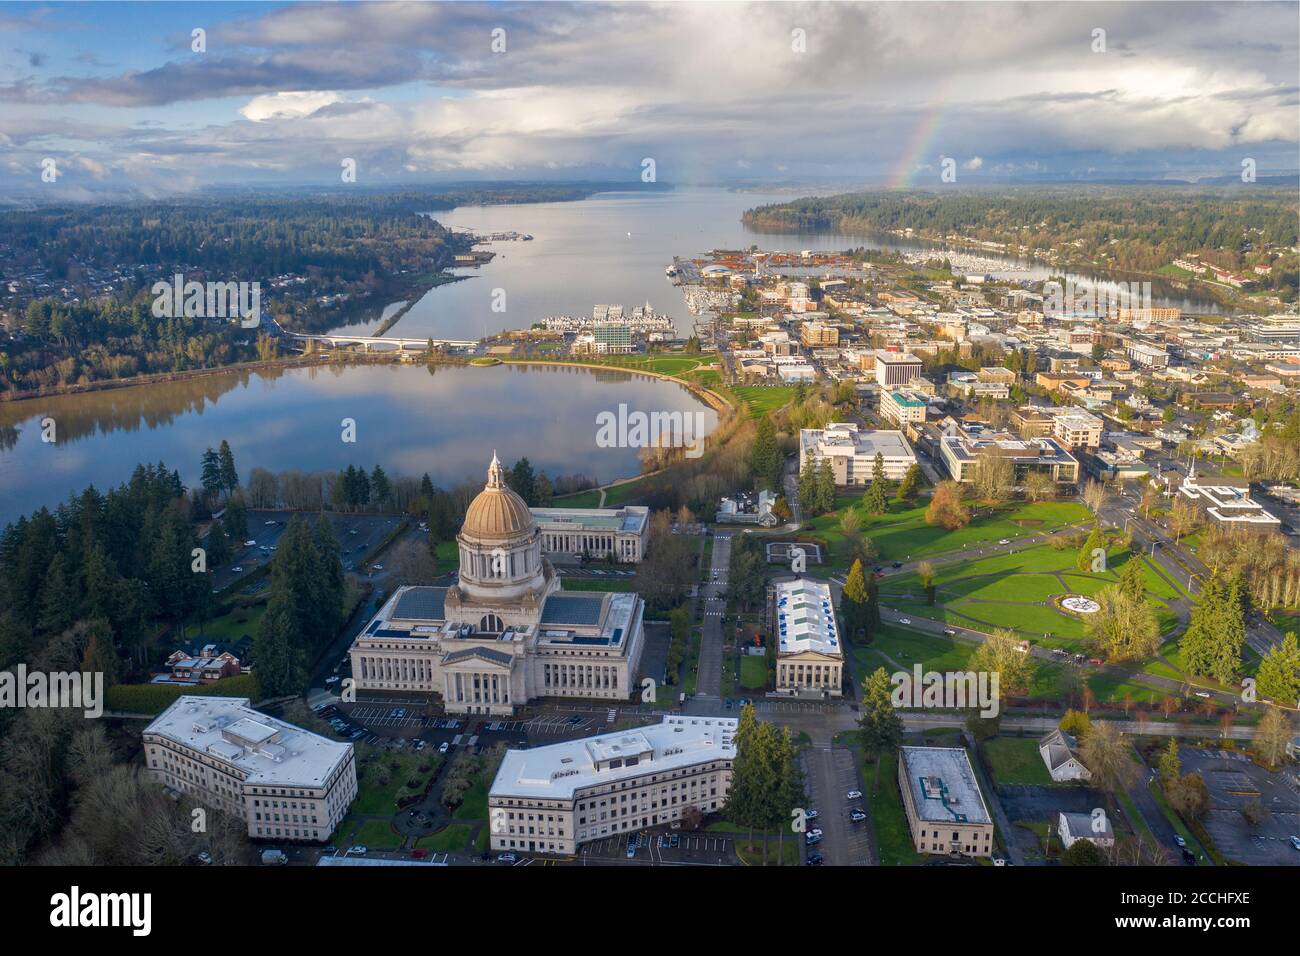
(348, 454, 646, 715)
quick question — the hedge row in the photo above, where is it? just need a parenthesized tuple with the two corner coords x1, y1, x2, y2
(105, 673, 263, 716)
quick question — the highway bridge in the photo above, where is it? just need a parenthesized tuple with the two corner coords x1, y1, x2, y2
(287, 333, 479, 351)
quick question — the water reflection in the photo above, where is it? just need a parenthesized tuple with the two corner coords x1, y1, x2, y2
(0, 362, 714, 524)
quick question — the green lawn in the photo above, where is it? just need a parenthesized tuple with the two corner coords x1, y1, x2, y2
(739, 655, 768, 690)
(705, 821, 800, 866)
(194, 601, 267, 642)
(982, 736, 1054, 786)
(352, 818, 406, 849)
(549, 490, 604, 509)
(725, 385, 797, 418)
(353, 753, 441, 816)
(452, 776, 491, 821)
(419, 824, 473, 853)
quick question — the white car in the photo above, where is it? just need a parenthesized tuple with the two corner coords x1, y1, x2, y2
(347, 845, 367, 855)
(899, 618, 911, 625)
(998, 538, 1011, 545)
(231, 566, 243, 573)
(439, 742, 450, 754)
(846, 790, 863, 800)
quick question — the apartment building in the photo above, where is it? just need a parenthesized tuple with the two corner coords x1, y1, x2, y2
(800, 321, 839, 347)
(142, 696, 357, 843)
(898, 746, 994, 858)
(799, 422, 917, 484)
(1126, 342, 1170, 368)
(774, 578, 843, 696)
(488, 716, 736, 855)
(1052, 411, 1104, 450)
(879, 388, 929, 427)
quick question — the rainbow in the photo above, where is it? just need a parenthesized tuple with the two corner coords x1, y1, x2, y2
(888, 97, 950, 190)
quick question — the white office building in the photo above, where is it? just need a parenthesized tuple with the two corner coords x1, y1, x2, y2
(799, 422, 917, 485)
(488, 716, 737, 855)
(143, 696, 357, 843)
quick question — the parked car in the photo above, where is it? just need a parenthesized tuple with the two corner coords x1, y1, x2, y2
(346, 845, 367, 855)
(805, 832, 822, 845)
(806, 852, 824, 865)
(899, 618, 911, 625)
(497, 853, 517, 863)
(439, 742, 450, 754)
(998, 538, 1011, 545)
(943, 628, 956, 636)
(805, 809, 819, 820)
(1174, 835, 1187, 848)
(846, 790, 863, 800)
(849, 808, 867, 822)
(1288, 835, 1300, 851)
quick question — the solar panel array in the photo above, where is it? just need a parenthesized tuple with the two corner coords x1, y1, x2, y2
(539, 594, 604, 626)
(392, 587, 448, 621)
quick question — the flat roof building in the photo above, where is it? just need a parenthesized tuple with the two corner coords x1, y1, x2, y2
(774, 578, 843, 697)
(799, 422, 917, 485)
(936, 424, 1079, 485)
(1177, 479, 1281, 529)
(488, 716, 737, 855)
(531, 505, 649, 563)
(875, 350, 924, 387)
(897, 746, 994, 858)
(879, 388, 929, 427)
(143, 696, 357, 843)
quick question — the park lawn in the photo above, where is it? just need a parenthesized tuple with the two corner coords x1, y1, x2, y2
(603, 476, 654, 507)
(435, 539, 459, 566)
(452, 778, 490, 821)
(550, 490, 604, 509)
(353, 818, 406, 849)
(475, 826, 491, 853)
(855, 625, 975, 675)
(419, 824, 473, 853)
(195, 602, 267, 642)
(739, 655, 768, 690)
(954, 573, 1062, 603)
(352, 753, 440, 816)
(726, 385, 797, 418)
(982, 736, 1055, 786)
(1086, 669, 1162, 706)
(946, 600, 1088, 641)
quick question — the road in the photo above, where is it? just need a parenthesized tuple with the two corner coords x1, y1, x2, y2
(694, 533, 730, 699)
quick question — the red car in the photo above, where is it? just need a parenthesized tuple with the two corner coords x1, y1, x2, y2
(411, 849, 428, 859)
(1088, 658, 1103, 665)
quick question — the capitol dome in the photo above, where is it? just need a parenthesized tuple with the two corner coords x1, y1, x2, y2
(461, 453, 535, 542)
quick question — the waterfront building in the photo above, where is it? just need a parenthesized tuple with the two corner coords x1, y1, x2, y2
(143, 696, 357, 843)
(348, 455, 646, 714)
(487, 716, 736, 855)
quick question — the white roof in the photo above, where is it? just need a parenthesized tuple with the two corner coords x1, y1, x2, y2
(144, 696, 351, 789)
(490, 716, 737, 801)
(775, 578, 842, 658)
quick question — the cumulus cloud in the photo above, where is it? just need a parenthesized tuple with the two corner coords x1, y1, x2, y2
(0, 1, 1295, 188)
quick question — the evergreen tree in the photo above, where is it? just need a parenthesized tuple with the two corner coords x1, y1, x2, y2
(1255, 631, 1300, 706)
(222, 492, 249, 542)
(858, 667, 904, 788)
(1077, 524, 1105, 572)
(254, 596, 307, 697)
(896, 462, 921, 503)
(38, 552, 80, 634)
(815, 459, 836, 514)
(842, 559, 869, 642)
(509, 458, 537, 506)
(1118, 555, 1146, 601)
(750, 416, 782, 491)
(1157, 739, 1182, 783)
(200, 448, 222, 502)
(797, 461, 818, 516)
(1182, 573, 1246, 684)
(370, 465, 391, 509)
(217, 440, 238, 496)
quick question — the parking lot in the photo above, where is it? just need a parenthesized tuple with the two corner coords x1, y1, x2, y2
(800, 747, 872, 865)
(579, 829, 735, 866)
(1181, 749, 1300, 865)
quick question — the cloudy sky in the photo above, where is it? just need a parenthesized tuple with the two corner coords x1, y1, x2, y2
(0, 0, 1296, 196)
